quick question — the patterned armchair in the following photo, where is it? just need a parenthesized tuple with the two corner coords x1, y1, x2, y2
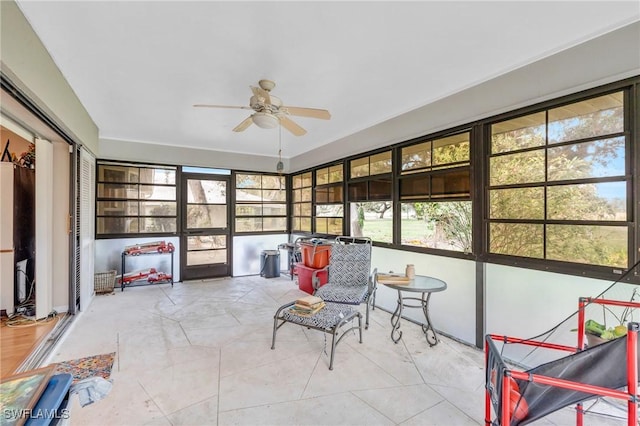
(312, 236, 376, 328)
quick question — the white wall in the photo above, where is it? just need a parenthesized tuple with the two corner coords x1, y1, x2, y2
(99, 138, 290, 173)
(233, 235, 290, 276)
(485, 264, 613, 339)
(0, 1, 99, 154)
(372, 247, 477, 345)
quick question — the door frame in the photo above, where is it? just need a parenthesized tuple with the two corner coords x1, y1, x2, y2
(180, 172, 232, 280)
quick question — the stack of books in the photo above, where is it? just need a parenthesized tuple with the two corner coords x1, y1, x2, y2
(377, 273, 411, 285)
(289, 295, 326, 316)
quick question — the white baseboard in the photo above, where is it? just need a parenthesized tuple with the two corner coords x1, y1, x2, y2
(53, 305, 68, 314)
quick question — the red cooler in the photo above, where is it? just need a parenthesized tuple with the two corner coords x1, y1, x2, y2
(296, 262, 328, 294)
(300, 241, 332, 268)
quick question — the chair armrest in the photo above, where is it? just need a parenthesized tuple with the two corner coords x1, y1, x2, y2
(369, 267, 378, 293)
(312, 265, 330, 291)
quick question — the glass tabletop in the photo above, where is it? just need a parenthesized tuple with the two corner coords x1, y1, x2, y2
(380, 274, 447, 293)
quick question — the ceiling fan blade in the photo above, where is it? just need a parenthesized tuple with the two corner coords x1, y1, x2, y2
(251, 86, 271, 105)
(279, 116, 307, 136)
(283, 106, 331, 120)
(193, 104, 253, 110)
(233, 116, 254, 132)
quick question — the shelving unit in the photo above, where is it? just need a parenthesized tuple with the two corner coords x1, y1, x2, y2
(120, 246, 174, 291)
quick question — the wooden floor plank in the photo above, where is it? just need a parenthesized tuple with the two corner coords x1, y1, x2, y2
(0, 315, 60, 379)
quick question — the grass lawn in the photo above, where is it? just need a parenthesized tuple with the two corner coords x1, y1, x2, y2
(359, 218, 430, 243)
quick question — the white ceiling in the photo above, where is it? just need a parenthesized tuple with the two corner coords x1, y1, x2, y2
(15, 1, 640, 160)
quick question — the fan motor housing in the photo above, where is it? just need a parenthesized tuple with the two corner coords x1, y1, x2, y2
(250, 95, 282, 112)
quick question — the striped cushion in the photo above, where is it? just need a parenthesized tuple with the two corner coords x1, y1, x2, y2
(282, 302, 355, 329)
(314, 285, 368, 305)
(328, 243, 370, 287)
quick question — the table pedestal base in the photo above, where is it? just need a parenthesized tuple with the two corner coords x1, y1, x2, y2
(390, 290, 439, 346)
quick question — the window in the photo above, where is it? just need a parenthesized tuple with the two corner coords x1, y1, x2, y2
(348, 151, 393, 243)
(235, 173, 287, 233)
(488, 91, 628, 268)
(350, 151, 392, 178)
(291, 171, 312, 232)
(315, 164, 344, 235)
(96, 162, 177, 236)
(399, 132, 472, 252)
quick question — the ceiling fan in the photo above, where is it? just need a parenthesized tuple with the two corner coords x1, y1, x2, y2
(193, 79, 331, 136)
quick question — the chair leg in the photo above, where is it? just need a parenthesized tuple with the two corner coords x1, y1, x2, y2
(365, 299, 370, 329)
(272, 303, 292, 350)
(329, 325, 338, 370)
(372, 288, 377, 310)
(271, 315, 279, 350)
(358, 312, 363, 343)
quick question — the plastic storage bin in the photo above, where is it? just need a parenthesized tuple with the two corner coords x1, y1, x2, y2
(28, 373, 73, 426)
(260, 250, 280, 278)
(296, 262, 328, 294)
(94, 270, 116, 293)
(300, 241, 332, 269)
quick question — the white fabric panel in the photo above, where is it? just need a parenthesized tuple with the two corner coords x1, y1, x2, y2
(51, 141, 70, 313)
(0, 163, 15, 315)
(35, 137, 53, 319)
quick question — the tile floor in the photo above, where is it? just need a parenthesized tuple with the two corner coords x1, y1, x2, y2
(47, 276, 629, 425)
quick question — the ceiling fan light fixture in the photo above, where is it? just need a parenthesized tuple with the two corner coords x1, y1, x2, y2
(194, 79, 330, 136)
(252, 112, 279, 129)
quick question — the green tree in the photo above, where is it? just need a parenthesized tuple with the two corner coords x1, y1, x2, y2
(362, 201, 392, 218)
(425, 202, 472, 252)
(489, 102, 627, 267)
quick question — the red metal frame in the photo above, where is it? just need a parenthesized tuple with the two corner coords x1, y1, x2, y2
(485, 296, 640, 426)
(123, 240, 175, 256)
(118, 268, 173, 285)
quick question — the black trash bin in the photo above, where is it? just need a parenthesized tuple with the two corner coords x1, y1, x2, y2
(260, 250, 280, 278)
